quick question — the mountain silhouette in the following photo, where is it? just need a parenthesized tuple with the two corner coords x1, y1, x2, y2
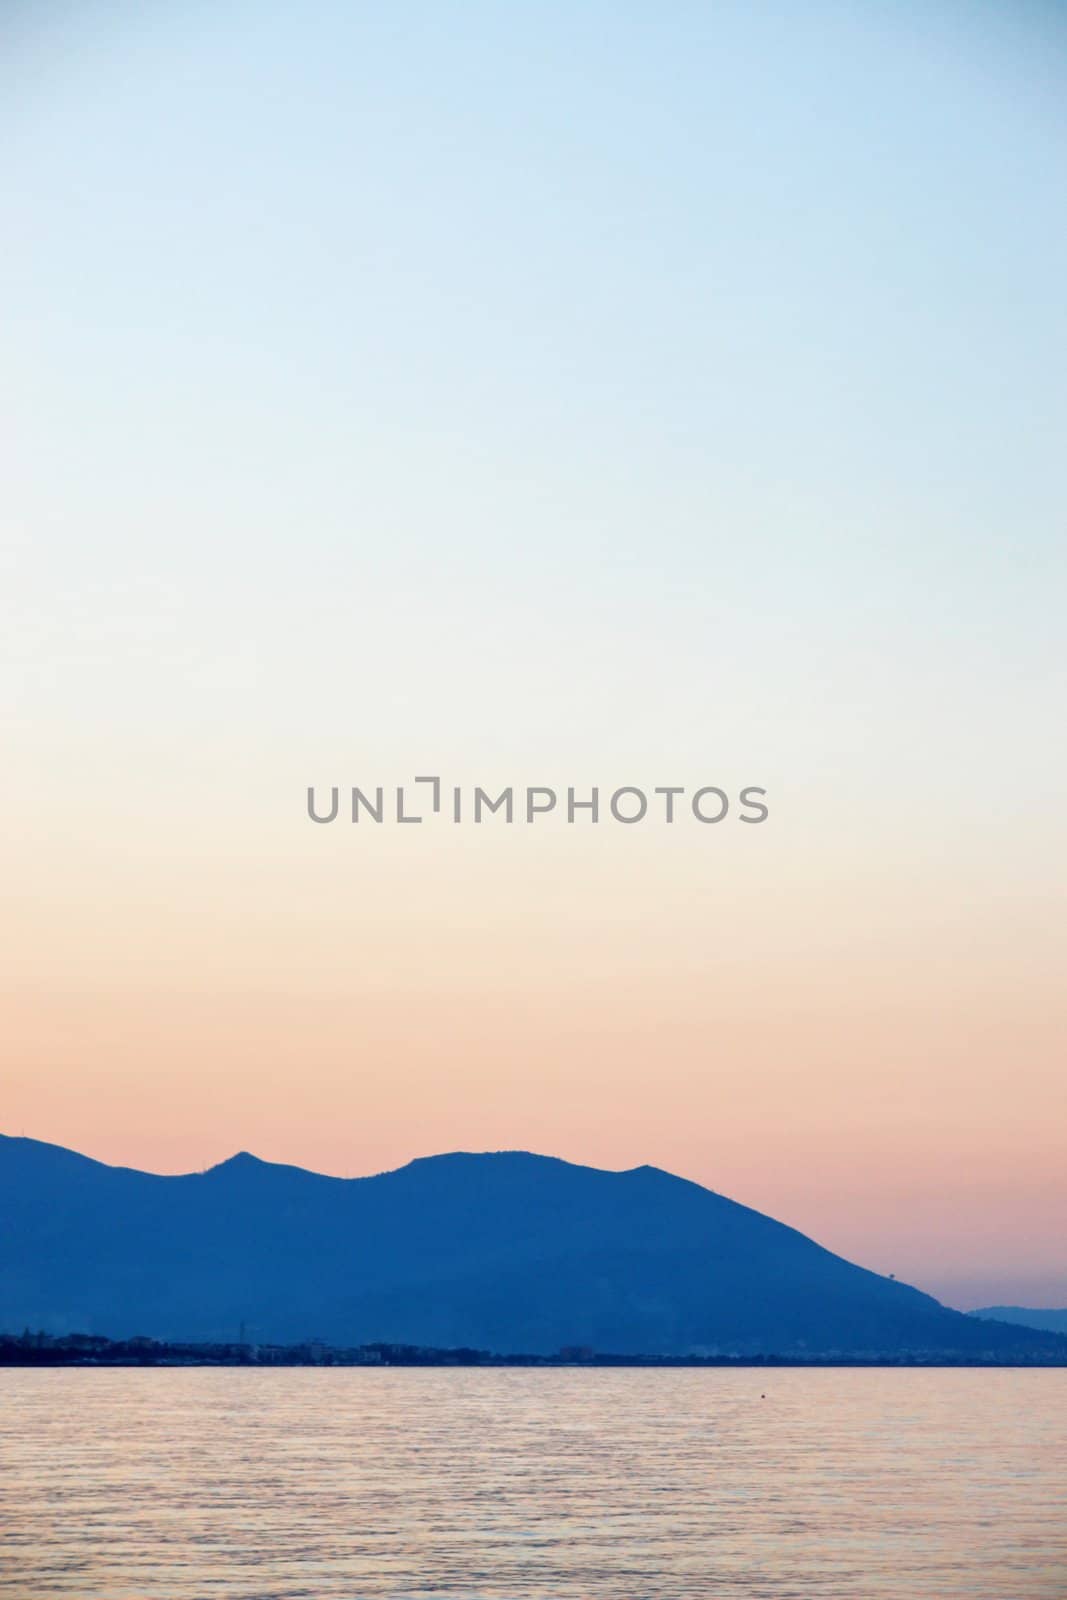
(969, 1306, 1067, 1336)
(1, 1135, 1062, 1358)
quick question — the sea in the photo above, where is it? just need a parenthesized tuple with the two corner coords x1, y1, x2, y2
(2, 1367, 1064, 1599)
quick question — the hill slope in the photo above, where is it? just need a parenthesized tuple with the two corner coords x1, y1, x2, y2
(1, 1135, 1062, 1358)
(970, 1307, 1067, 1336)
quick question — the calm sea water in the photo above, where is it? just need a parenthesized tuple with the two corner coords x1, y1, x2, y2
(1, 1368, 1064, 1599)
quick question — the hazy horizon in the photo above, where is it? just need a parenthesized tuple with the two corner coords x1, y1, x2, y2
(4, 3, 1066, 1312)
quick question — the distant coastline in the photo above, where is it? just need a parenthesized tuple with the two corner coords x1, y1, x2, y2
(4, 1332, 1066, 1369)
(6, 1138, 1067, 1363)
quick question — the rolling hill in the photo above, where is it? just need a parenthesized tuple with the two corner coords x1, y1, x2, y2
(969, 1306, 1067, 1336)
(1, 1135, 1063, 1359)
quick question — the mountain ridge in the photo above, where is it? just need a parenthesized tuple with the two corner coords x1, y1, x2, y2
(2, 1134, 1063, 1360)
(969, 1306, 1067, 1336)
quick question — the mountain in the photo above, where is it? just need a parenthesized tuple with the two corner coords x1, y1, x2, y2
(1, 1135, 1063, 1359)
(969, 1307, 1067, 1336)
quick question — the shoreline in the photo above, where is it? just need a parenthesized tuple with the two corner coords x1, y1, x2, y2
(4, 1336, 1065, 1371)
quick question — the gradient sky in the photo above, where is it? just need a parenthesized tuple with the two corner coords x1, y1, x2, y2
(3, 1, 1066, 1309)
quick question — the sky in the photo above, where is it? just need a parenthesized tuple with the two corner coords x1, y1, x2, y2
(2, 0, 1066, 1309)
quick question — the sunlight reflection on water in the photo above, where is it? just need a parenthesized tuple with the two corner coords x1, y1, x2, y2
(2, 1367, 1064, 1598)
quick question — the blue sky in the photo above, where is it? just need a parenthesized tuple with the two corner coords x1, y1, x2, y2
(3, 2, 1066, 1304)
